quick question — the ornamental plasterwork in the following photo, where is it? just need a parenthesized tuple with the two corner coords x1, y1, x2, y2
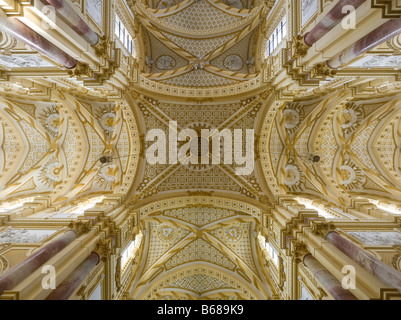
(158, 0, 243, 32)
(0, 228, 58, 243)
(131, 207, 271, 300)
(0, 93, 140, 205)
(132, 0, 265, 98)
(347, 231, 401, 246)
(134, 94, 266, 200)
(135, 195, 262, 221)
(0, 54, 55, 69)
(259, 89, 401, 206)
(3, 0, 401, 302)
(348, 55, 401, 68)
(139, 265, 261, 300)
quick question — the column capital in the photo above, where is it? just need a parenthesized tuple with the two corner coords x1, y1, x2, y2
(290, 240, 308, 262)
(311, 62, 337, 80)
(291, 35, 309, 59)
(68, 220, 92, 237)
(68, 61, 92, 77)
(311, 221, 335, 238)
(94, 238, 112, 262)
(94, 35, 109, 57)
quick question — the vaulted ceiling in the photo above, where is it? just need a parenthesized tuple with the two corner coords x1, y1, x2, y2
(1, 0, 401, 300)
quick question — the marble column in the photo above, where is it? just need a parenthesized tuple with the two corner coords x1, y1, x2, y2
(0, 16, 77, 69)
(304, 0, 367, 47)
(0, 229, 78, 295)
(303, 253, 357, 300)
(45, 252, 100, 300)
(327, 16, 401, 68)
(41, 0, 99, 47)
(325, 231, 401, 293)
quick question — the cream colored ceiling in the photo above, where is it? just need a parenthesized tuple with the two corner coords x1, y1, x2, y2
(129, 205, 271, 299)
(1, 0, 401, 301)
(0, 93, 140, 205)
(137, 0, 263, 91)
(134, 94, 265, 201)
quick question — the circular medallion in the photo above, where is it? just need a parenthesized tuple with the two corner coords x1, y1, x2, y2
(38, 158, 61, 187)
(156, 55, 176, 70)
(157, 223, 177, 243)
(224, 225, 243, 243)
(282, 109, 299, 129)
(223, 55, 243, 71)
(99, 112, 115, 133)
(339, 165, 356, 186)
(38, 106, 60, 138)
(284, 164, 300, 186)
(100, 165, 116, 182)
(46, 112, 60, 135)
(340, 108, 357, 129)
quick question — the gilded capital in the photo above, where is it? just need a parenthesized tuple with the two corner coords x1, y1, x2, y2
(68, 220, 92, 236)
(94, 238, 112, 262)
(68, 61, 93, 78)
(94, 35, 110, 57)
(311, 62, 337, 79)
(311, 221, 335, 237)
(291, 240, 308, 262)
(292, 35, 309, 59)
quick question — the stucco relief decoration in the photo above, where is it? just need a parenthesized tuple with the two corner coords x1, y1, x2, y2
(339, 159, 365, 190)
(223, 55, 243, 71)
(340, 108, 357, 130)
(156, 56, 176, 70)
(0, 254, 8, 273)
(157, 0, 181, 9)
(284, 164, 300, 186)
(347, 231, 401, 246)
(0, 54, 54, 68)
(96, 165, 116, 189)
(349, 55, 401, 68)
(339, 165, 357, 186)
(38, 106, 60, 139)
(38, 157, 61, 188)
(99, 112, 116, 134)
(157, 223, 178, 243)
(0, 228, 57, 243)
(282, 109, 300, 129)
(223, 225, 243, 243)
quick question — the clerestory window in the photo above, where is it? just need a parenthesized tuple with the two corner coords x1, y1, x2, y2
(266, 16, 287, 57)
(114, 14, 134, 55)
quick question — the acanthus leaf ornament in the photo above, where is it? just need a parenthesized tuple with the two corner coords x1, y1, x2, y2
(68, 61, 93, 78)
(68, 220, 92, 236)
(94, 35, 110, 58)
(311, 62, 337, 79)
(291, 35, 309, 59)
(311, 221, 335, 237)
(290, 240, 308, 262)
(94, 238, 112, 262)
